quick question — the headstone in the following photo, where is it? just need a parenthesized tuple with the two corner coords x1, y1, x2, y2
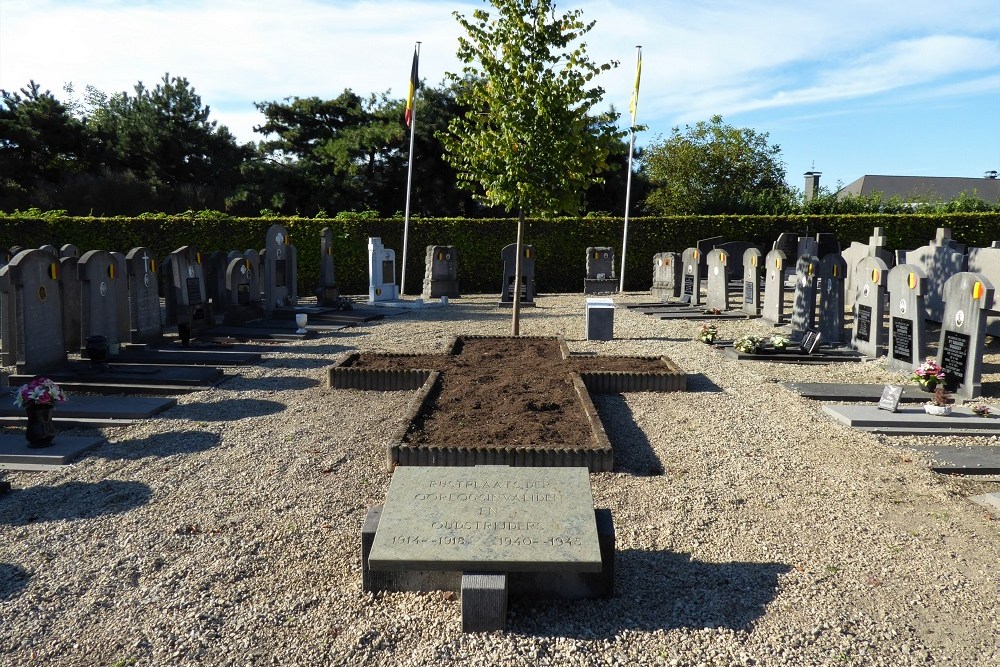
(818, 254, 847, 344)
(422, 245, 459, 300)
(499, 243, 535, 305)
(878, 385, 903, 412)
(886, 264, 927, 374)
(0, 265, 14, 365)
(790, 254, 820, 333)
(38, 244, 58, 258)
(843, 227, 892, 307)
(223, 255, 262, 325)
(850, 256, 889, 357)
(761, 249, 788, 325)
(165, 246, 212, 337)
(60, 244, 79, 259)
(967, 244, 1000, 336)
(585, 297, 614, 340)
(317, 227, 340, 305)
(367, 236, 399, 303)
(242, 248, 261, 302)
(204, 251, 228, 317)
(680, 247, 702, 306)
(936, 272, 994, 399)
(714, 241, 755, 282)
(125, 247, 162, 343)
(583, 247, 616, 294)
(287, 244, 299, 305)
(263, 224, 296, 311)
(78, 249, 125, 352)
(772, 232, 802, 260)
(4, 249, 66, 373)
(110, 251, 131, 344)
(58, 256, 82, 353)
(902, 228, 968, 322)
(705, 248, 730, 311)
(814, 233, 840, 260)
(742, 247, 763, 316)
(695, 236, 723, 278)
(796, 235, 818, 263)
(650, 252, 681, 301)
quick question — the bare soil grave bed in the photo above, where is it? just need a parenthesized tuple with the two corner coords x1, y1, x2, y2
(328, 336, 686, 471)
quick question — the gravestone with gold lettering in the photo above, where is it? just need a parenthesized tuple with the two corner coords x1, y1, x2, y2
(937, 272, 994, 399)
(851, 256, 889, 358)
(886, 264, 927, 374)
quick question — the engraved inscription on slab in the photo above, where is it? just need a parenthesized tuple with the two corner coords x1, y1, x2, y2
(856, 304, 872, 342)
(891, 318, 914, 362)
(743, 281, 753, 304)
(368, 466, 602, 573)
(683, 274, 695, 296)
(941, 331, 970, 384)
(878, 384, 902, 412)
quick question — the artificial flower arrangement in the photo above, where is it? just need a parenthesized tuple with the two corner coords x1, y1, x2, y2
(912, 357, 946, 391)
(697, 323, 719, 344)
(13, 377, 67, 409)
(769, 333, 791, 350)
(924, 385, 954, 416)
(734, 334, 763, 354)
(970, 403, 994, 417)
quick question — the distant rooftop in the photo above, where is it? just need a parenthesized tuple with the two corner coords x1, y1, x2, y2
(837, 174, 1000, 203)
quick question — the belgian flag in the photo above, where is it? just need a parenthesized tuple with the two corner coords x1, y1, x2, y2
(405, 46, 419, 127)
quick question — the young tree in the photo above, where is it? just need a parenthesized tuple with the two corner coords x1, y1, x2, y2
(642, 115, 792, 215)
(441, 0, 623, 334)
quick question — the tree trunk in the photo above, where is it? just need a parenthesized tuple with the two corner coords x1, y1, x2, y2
(511, 210, 525, 336)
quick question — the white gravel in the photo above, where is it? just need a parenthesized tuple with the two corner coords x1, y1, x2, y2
(1, 292, 998, 666)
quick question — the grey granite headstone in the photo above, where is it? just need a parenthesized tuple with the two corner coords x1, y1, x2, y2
(851, 256, 889, 358)
(772, 232, 801, 260)
(204, 251, 228, 316)
(60, 244, 79, 259)
(368, 466, 602, 573)
(125, 247, 162, 343)
(902, 228, 968, 322)
(705, 248, 731, 311)
(583, 247, 616, 294)
(761, 248, 788, 325)
(818, 253, 847, 344)
(318, 227, 340, 305)
(223, 256, 262, 325)
(742, 247, 763, 316)
(695, 236, 723, 278)
(936, 272, 994, 399)
(651, 252, 681, 301)
(0, 265, 12, 365)
(58, 256, 81, 353)
(78, 249, 125, 351)
(165, 246, 212, 336)
(680, 247, 702, 306)
(790, 254, 820, 333)
(814, 233, 840, 260)
(5, 249, 66, 373)
(714, 241, 754, 281)
(38, 244, 58, 258)
(263, 224, 294, 311)
(499, 243, 535, 305)
(843, 227, 894, 308)
(423, 245, 459, 299)
(242, 249, 262, 302)
(796, 236, 818, 263)
(886, 264, 927, 374)
(967, 245, 1000, 336)
(110, 251, 131, 344)
(462, 573, 507, 632)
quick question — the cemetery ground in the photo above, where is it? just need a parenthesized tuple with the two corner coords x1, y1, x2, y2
(1, 293, 998, 666)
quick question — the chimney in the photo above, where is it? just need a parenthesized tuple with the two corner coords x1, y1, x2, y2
(804, 171, 822, 201)
(985, 170, 998, 179)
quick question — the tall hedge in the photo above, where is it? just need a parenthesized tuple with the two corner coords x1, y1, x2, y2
(2, 212, 998, 295)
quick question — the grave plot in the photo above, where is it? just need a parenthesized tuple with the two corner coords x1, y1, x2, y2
(327, 336, 686, 471)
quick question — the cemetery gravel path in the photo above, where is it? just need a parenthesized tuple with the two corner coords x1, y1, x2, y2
(1, 293, 998, 666)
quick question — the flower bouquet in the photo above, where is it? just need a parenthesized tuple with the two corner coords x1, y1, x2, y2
(734, 334, 763, 354)
(912, 357, 945, 391)
(924, 385, 953, 416)
(13, 377, 67, 408)
(970, 403, 994, 417)
(769, 333, 791, 350)
(697, 323, 719, 344)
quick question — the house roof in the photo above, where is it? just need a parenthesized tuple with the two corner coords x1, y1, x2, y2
(837, 175, 1000, 203)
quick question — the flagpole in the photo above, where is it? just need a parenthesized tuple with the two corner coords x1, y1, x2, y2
(401, 41, 421, 296)
(619, 45, 641, 294)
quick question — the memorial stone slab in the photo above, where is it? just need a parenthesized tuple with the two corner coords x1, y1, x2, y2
(705, 248, 731, 311)
(843, 227, 894, 307)
(58, 256, 82, 353)
(886, 264, 927, 374)
(583, 247, 617, 294)
(742, 247, 763, 316)
(903, 228, 968, 322)
(317, 227, 340, 305)
(165, 246, 212, 336)
(936, 272, 994, 399)
(5, 249, 66, 373)
(651, 252, 681, 301)
(205, 251, 228, 316)
(79, 249, 125, 352)
(967, 245, 1000, 336)
(263, 224, 295, 311)
(761, 248, 787, 325)
(39, 244, 59, 258)
(367, 236, 399, 302)
(422, 245, 459, 300)
(790, 254, 820, 333)
(110, 251, 131, 344)
(0, 265, 12, 365)
(125, 247, 162, 343)
(242, 249, 262, 302)
(818, 253, 847, 344)
(851, 256, 889, 358)
(224, 256, 263, 325)
(714, 241, 754, 281)
(695, 236, 723, 278)
(680, 247, 703, 306)
(499, 243, 535, 306)
(814, 233, 840, 261)
(287, 244, 299, 304)
(60, 244, 79, 259)
(368, 466, 602, 573)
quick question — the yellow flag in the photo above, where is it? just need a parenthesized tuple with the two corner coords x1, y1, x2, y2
(629, 49, 642, 125)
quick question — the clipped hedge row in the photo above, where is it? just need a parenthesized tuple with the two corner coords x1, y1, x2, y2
(2, 212, 998, 295)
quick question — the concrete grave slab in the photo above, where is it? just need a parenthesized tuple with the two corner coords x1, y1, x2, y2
(822, 404, 1000, 435)
(0, 390, 175, 420)
(970, 493, 1000, 516)
(782, 382, 931, 403)
(721, 346, 862, 364)
(0, 434, 106, 469)
(905, 445, 1000, 475)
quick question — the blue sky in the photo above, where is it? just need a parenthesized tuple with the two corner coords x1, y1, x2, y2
(2, 0, 998, 193)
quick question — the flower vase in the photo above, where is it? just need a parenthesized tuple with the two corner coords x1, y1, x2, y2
(917, 380, 937, 393)
(25, 405, 56, 447)
(924, 404, 952, 416)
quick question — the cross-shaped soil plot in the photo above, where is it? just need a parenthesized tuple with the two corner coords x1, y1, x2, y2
(326, 336, 686, 471)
